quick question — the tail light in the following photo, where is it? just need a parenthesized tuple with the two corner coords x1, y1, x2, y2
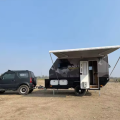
(30, 78, 32, 83)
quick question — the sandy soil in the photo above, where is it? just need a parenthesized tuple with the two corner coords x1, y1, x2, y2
(0, 80, 120, 120)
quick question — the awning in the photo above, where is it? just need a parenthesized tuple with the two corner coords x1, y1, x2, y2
(49, 45, 120, 58)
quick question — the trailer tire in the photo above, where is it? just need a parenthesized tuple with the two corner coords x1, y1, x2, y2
(18, 85, 29, 95)
(0, 90, 5, 94)
(75, 85, 86, 96)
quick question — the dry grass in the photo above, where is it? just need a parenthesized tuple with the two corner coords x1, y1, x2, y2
(0, 80, 120, 120)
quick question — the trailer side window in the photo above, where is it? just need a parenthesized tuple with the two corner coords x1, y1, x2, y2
(83, 62, 87, 75)
(89, 66, 93, 70)
(58, 64, 60, 68)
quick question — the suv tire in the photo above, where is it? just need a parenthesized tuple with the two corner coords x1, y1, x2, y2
(75, 85, 86, 96)
(18, 85, 29, 95)
(29, 89, 33, 94)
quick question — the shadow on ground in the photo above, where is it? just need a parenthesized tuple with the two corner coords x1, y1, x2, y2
(1, 89, 92, 97)
(0, 91, 19, 95)
(24, 89, 92, 98)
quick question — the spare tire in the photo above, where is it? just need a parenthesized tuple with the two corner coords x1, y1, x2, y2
(75, 85, 86, 96)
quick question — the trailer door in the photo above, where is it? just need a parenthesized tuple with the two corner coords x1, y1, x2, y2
(80, 61, 89, 89)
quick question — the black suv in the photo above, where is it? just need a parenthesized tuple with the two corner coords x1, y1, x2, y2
(0, 70, 37, 95)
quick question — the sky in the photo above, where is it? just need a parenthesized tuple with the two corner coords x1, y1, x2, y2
(0, 0, 120, 77)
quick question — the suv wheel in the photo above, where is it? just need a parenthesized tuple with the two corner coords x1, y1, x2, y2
(75, 85, 86, 96)
(18, 85, 29, 95)
(29, 89, 33, 94)
(0, 90, 5, 94)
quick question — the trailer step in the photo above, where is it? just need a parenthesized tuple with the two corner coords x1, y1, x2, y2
(90, 85, 98, 88)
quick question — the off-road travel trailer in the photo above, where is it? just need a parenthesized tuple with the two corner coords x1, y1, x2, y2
(45, 45, 120, 96)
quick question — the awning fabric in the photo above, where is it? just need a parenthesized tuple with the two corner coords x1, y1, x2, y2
(49, 45, 120, 58)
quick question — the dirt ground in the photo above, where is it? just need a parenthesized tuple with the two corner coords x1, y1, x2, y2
(0, 80, 120, 120)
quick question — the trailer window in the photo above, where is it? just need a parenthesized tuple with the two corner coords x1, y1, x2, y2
(58, 64, 60, 68)
(83, 62, 87, 75)
(89, 66, 93, 70)
(80, 64, 83, 73)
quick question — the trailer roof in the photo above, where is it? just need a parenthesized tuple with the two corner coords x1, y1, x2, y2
(49, 45, 120, 58)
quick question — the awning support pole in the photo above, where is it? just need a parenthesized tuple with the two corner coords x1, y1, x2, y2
(49, 53, 59, 80)
(53, 89, 55, 95)
(49, 53, 59, 96)
(110, 57, 120, 77)
(99, 90, 100, 96)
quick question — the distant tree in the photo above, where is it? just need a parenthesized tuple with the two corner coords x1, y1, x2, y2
(36, 75, 49, 80)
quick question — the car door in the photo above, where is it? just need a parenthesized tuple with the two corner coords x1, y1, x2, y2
(80, 61, 90, 89)
(0, 72, 16, 90)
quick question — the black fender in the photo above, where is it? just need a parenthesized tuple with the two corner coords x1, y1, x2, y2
(17, 82, 32, 90)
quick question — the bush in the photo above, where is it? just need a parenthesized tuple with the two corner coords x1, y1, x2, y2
(118, 79, 120, 82)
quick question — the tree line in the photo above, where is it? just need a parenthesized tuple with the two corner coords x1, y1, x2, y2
(36, 75, 49, 79)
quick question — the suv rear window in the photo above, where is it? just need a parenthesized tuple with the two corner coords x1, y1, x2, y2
(18, 72, 28, 78)
(30, 72, 35, 78)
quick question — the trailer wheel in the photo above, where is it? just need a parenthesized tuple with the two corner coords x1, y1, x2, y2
(75, 86, 86, 96)
(18, 85, 29, 95)
(0, 90, 5, 94)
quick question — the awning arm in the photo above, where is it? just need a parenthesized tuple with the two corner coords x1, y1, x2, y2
(56, 52, 69, 58)
(98, 49, 111, 56)
(109, 56, 120, 77)
(49, 53, 59, 80)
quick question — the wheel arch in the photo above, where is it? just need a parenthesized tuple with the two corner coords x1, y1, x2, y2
(17, 82, 30, 89)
